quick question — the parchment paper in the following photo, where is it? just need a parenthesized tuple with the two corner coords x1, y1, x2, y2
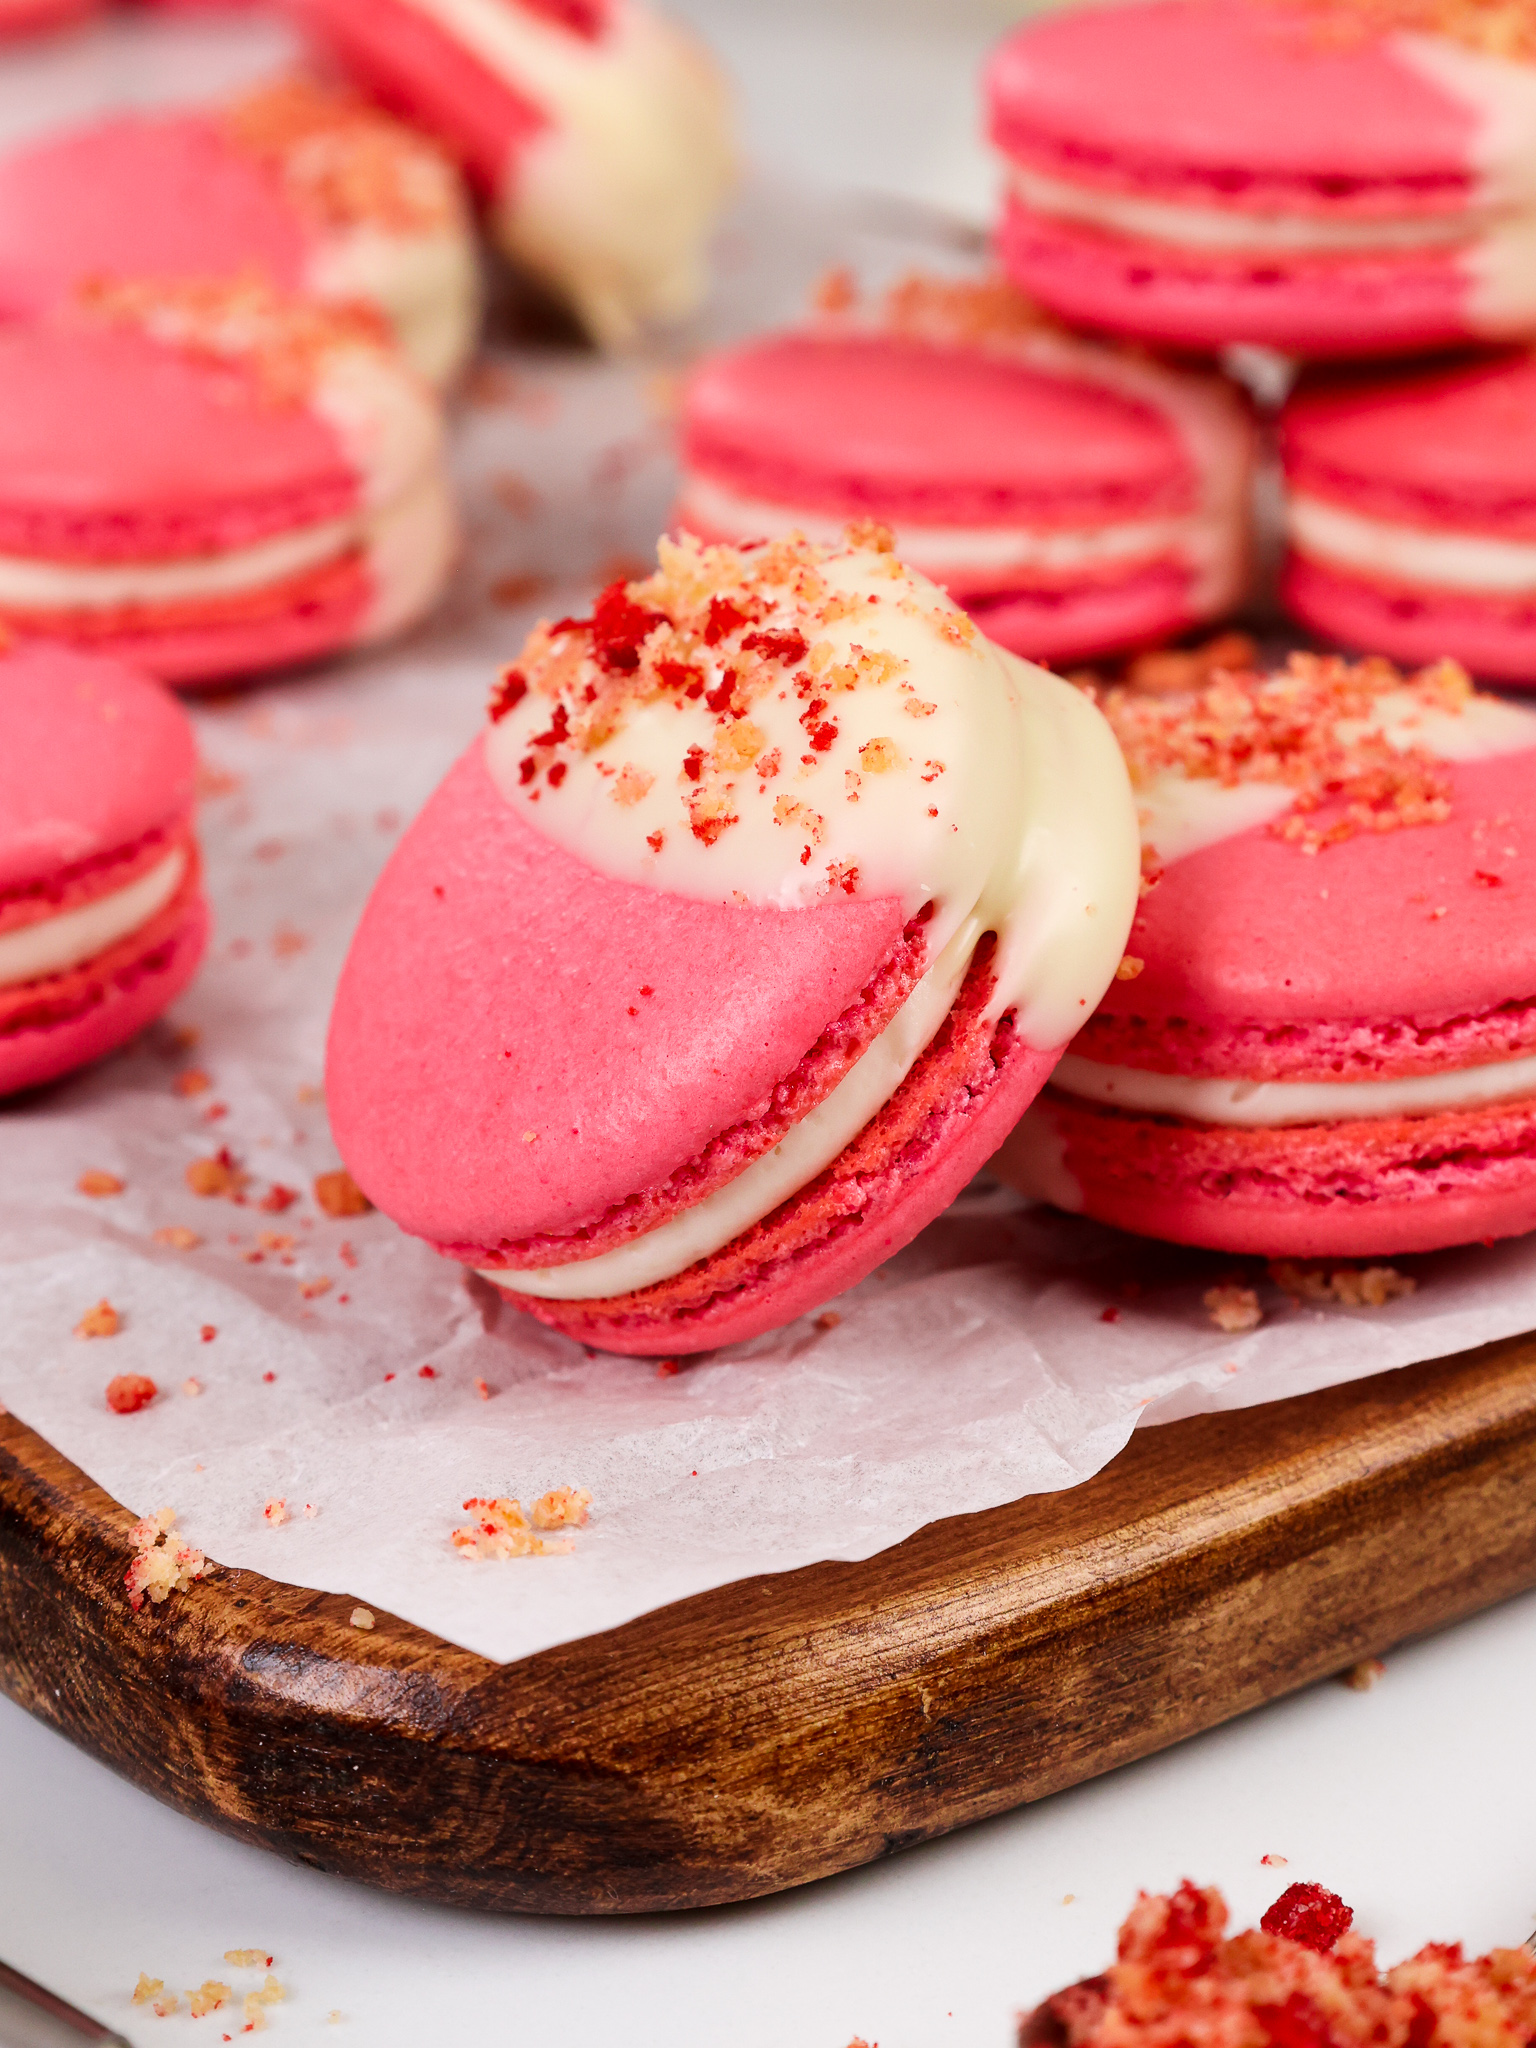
(4, 15, 1536, 1668)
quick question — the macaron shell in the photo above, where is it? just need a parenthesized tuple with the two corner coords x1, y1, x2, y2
(0, 849, 208, 1095)
(1023, 1086, 1536, 1258)
(1089, 749, 1536, 1060)
(1282, 555, 1536, 684)
(682, 333, 1196, 528)
(970, 562, 1204, 662)
(0, 0, 99, 34)
(0, 325, 358, 561)
(0, 643, 198, 899)
(0, 116, 307, 325)
(325, 739, 911, 1254)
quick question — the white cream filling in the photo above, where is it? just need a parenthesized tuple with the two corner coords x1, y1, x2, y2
(1050, 1046, 1536, 1126)
(306, 221, 481, 391)
(1009, 164, 1487, 254)
(392, 0, 734, 345)
(360, 462, 461, 642)
(1289, 492, 1536, 595)
(481, 549, 1141, 1299)
(0, 846, 185, 989)
(0, 518, 357, 613)
(677, 471, 1219, 586)
(481, 913, 978, 1300)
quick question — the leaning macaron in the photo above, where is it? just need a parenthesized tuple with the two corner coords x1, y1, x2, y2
(1282, 350, 1536, 684)
(987, 0, 1536, 358)
(995, 652, 1536, 1256)
(677, 274, 1255, 666)
(0, 78, 479, 390)
(289, 0, 734, 347)
(325, 527, 1140, 1355)
(0, 278, 457, 689)
(0, 640, 206, 1096)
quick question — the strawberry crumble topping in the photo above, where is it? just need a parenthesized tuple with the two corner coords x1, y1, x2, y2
(125, 1508, 208, 1612)
(222, 76, 463, 233)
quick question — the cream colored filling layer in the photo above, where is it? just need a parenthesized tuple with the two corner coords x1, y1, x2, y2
(307, 220, 481, 390)
(0, 846, 185, 989)
(480, 914, 978, 1301)
(1050, 1047, 1536, 1126)
(1289, 492, 1536, 595)
(1010, 164, 1488, 253)
(0, 518, 355, 611)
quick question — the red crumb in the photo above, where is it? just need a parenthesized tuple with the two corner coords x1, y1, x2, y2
(1261, 1882, 1355, 1952)
(262, 1371, 276, 1383)
(474, 1376, 491, 1400)
(339, 1240, 359, 1268)
(1100, 1307, 1121, 1323)
(418, 1364, 437, 1379)
(655, 1358, 681, 1377)
(260, 1184, 299, 1213)
(77, 1169, 124, 1197)
(107, 1374, 156, 1415)
(201, 1324, 217, 1343)
(314, 1168, 371, 1218)
(76, 1300, 121, 1339)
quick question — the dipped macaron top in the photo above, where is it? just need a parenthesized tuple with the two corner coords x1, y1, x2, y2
(0, 640, 197, 904)
(326, 529, 1140, 1263)
(1283, 350, 1536, 535)
(1076, 653, 1536, 1081)
(988, 0, 1535, 213)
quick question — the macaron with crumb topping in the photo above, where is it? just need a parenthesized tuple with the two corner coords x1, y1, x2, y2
(0, 79, 479, 390)
(677, 274, 1255, 666)
(1, 640, 206, 1096)
(995, 651, 1536, 1255)
(326, 527, 1141, 1354)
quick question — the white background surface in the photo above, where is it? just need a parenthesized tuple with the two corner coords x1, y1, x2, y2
(2, 2, 1536, 2043)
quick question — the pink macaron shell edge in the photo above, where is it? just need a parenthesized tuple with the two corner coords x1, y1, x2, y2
(1282, 557, 1536, 686)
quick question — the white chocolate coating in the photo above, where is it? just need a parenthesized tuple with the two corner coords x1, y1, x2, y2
(0, 847, 184, 989)
(1289, 491, 1536, 594)
(306, 219, 481, 390)
(1049, 1045, 1536, 1126)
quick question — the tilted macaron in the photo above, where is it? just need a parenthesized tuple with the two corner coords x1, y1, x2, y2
(325, 528, 1140, 1354)
(0, 640, 207, 1096)
(0, 277, 457, 689)
(1282, 350, 1536, 684)
(987, 0, 1536, 358)
(289, 0, 734, 348)
(995, 652, 1536, 1256)
(677, 274, 1255, 666)
(0, 78, 479, 390)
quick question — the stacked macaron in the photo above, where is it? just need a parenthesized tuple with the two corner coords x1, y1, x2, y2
(326, 528, 1141, 1352)
(676, 274, 1256, 664)
(996, 652, 1536, 1255)
(0, 279, 456, 687)
(0, 639, 206, 1096)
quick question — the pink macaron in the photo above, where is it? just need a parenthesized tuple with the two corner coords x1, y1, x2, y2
(0, 0, 99, 36)
(326, 527, 1140, 1354)
(0, 78, 479, 390)
(288, 0, 734, 346)
(0, 639, 207, 1096)
(1281, 350, 1536, 684)
(994, 651, 1536, 1257)
(0, 278, 456, 690)
(676, 275, 1255, 666)
(987, 0, 1536, 359)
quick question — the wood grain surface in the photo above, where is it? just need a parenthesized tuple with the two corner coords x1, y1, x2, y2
(3, 1333, 1536, 1916)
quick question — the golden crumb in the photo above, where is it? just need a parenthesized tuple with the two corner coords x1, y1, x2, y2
(1115, 955, 1145, 981)
(815, 1310, 842, 1331)
(813, 263, 858, 316)
(186, 1151, 249, 1199)
(452, 1497, 576, 1559)
(1125, 632, 1259, 698)
(222, 75, 462, 232)
(187, 1981, 231, 2019)
(182, 1377, 203, 1398)
(1273, 0, 1536, 63)
(1205, 1284, 1261, 1333)
(531, 1486, 593, 1530)
(1342, 1656, 1387, 1691)
(75, 1299, 120, 1339)
(132, 1973, 163, 2005)
(77, 1169, 124, 1197)
(350, 1606, 375, 1630)
(1261, 1853, 1289, 1867)
(263, 1498, 289, 1526)
(223, 1951, 273, 1970)
(174, 1067, 213, 1097)
(153, 1225, 202, 1250)
(880, 268, 1056, 352)
(125, 1509, 208, 1612)
(300, 1275, 334, 1299)
(314, 1168, 371, 1218)
(843, 518, 896, 554)
(1269, 1261, 1417, 1308)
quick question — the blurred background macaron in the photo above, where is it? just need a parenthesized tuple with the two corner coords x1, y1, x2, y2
(0, 77, 480, 389)
(0, 640, 206, 1096)
(676, 274, 1256, 665)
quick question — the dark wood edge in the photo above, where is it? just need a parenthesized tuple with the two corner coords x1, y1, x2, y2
(4, 1333, 1536, 1915)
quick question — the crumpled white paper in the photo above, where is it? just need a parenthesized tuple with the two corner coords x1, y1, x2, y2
(4, 14, 1536, 1668)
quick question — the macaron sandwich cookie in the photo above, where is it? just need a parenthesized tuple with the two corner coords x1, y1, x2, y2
(0, 0, 98, 37)
(0, 77, 480, 390)
(291, 0, 735, 347)
(995, 652, 1536, 1256)
(1282, 351, 1536, 683)
(1, 641, 206, 1096)
(326, 527, 1140, 1354)
(677, 274, 1255, 665)
(0, 277, 456, 688)
(987, 0, 1536, 358)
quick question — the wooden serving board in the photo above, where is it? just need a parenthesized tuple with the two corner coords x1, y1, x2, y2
(4, 1333, 1536, 1916)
